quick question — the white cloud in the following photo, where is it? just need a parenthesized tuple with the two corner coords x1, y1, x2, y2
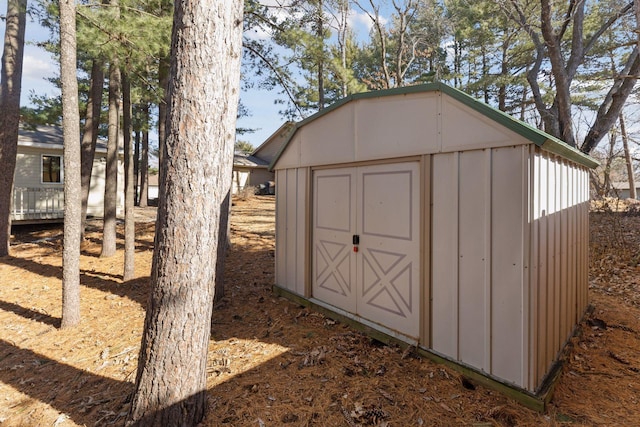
(22, 53, 55, 80)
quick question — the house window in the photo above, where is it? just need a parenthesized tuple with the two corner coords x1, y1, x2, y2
(42, 155, 62, 183)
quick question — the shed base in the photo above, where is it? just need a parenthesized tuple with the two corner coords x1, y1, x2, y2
(272, 285, 563, 413)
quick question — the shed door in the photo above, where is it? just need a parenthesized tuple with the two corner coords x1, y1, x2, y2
(313, 162, 420, 338)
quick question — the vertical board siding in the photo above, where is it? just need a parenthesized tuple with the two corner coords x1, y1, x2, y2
(295, 169, 308, 295)
(432, 147, 527, 387)
(458, 150, 490, 371)
(275, 168, 307, 296)
(431, 153, 459, 359)
(285, 169, 298, 290)
(275, 170, 287, 288)
(491, 146, 526, 385)
(529, 149, 590, 391)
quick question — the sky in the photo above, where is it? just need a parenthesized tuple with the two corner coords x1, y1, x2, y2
(0, 0, 374, 150)
(0, 0, 282, 149)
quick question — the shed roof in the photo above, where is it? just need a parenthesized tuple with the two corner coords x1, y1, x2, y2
(270, 82, 598, 170)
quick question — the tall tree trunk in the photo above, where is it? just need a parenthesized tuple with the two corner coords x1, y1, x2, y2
(80, 61, 104, 236)
(139, 104, 150, 208)
(101, 60, 121, 257)
(0, 0, 26, 257)
(60, 0, 81, 328)
(126, 0, 243, 424)
(122, 71, 135, 281)
(620, 114, 637, 199)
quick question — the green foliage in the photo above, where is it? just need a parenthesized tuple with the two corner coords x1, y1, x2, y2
(235, 140, 255, 154)
(20, 93, 62, 127)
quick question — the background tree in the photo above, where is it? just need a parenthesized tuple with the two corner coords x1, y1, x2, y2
(0, 0, 27, 257)
(122, 70, 135, 280)
(80, 61, 104, 236)
(501, 0, 639, 152)
(59, 0, 81, 328)
(126, 0, 243, 424)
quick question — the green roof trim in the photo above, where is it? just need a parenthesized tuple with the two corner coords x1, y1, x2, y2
(269, 82, 598, 170)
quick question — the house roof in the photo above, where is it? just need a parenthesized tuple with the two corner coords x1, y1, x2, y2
(270, 82, 598, 170)
(234, 153, 269, 169)
(18, 125, 109, 152)
(611, 180, 640, 190)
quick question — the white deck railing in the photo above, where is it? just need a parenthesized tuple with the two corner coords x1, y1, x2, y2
(12, 187, 65, 222)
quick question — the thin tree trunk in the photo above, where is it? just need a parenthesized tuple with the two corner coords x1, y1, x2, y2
(603, 128, 616, 196)
(122, 71, 135, 281)
(157, 56, 169, 184)
(620, 114, 637, 199)
(316, 0, 324, 110)
(81, 61, 104, 236)
(139, 104, 150, 208)
(126, 0, 243, 423)
(0, 0, 26, 257)
(214, 191, 230, 302)
(60, 0, 81, 328)
(101, 60, 121, 258)
(134, 127, 140, 205)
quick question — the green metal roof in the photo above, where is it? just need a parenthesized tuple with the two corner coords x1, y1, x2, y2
(270, 82, 599, 170)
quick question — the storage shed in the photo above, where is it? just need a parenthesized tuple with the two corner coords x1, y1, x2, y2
(271, 83, 597, 407)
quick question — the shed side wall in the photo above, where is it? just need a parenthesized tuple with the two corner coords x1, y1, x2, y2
(529, 147, 590, 390)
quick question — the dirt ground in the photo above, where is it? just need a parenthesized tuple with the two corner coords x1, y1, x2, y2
(0, 195, 639, 426)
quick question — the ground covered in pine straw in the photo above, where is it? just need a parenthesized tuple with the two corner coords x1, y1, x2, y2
(0, 195, 639, 426)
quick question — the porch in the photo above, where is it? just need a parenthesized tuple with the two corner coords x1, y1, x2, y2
(12, 187, 64, 224)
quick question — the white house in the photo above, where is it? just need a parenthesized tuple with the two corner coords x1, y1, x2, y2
(271, 83, 597, 409)
(12, 125, 124, 224)
(231, 122, 294, 195)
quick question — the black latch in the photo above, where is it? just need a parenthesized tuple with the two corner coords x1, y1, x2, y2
(352, 235, 360, 245)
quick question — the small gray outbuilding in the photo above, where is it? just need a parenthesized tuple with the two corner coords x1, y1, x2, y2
(270, 83, 597, 406)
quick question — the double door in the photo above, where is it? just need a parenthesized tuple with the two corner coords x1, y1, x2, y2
(312, 162, 420, 338)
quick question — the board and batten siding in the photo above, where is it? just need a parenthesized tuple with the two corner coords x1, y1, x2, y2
(529, 147, 589, 390)
(275, 167, 308, 297)
(431, 145, 529, 389)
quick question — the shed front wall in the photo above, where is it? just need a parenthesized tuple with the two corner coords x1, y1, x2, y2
(275, 168, 308, 297)
(431, 145, 529, 389)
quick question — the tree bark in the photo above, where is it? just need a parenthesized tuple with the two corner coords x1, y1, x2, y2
(620, 114, 637, 199)
(80, 61, 104, 237)
(122, 71, 135, 281)
(101, 60, 121, 258)
(60, 0, 81, 328)
(0, 0, 26, 257)
(126, 0, 243, 424)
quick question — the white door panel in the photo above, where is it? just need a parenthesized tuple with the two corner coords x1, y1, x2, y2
(312, 162, 420, 339)
(312, 170, 357, 312)
(357, 163, 420, 338)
